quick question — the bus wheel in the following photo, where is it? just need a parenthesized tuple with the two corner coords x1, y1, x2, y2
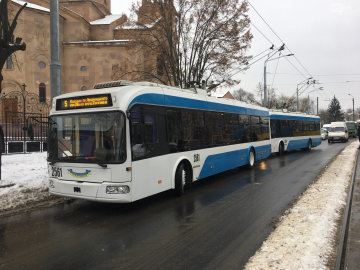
(278, 143, 284, 156)
(248, 149, 255, 168)
(307, 140, 312, 151)
(175, 162, 191, 196)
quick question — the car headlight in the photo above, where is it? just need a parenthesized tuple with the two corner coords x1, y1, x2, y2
(106, 185, 130, 194)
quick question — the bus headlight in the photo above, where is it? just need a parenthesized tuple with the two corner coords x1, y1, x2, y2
(106, 185, 130, 194)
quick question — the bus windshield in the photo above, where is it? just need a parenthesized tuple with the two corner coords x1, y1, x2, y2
(48, 111, 126, 163)
(346, 122, 356, 130)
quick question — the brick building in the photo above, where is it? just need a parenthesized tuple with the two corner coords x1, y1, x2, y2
(2, 0, 161, 119)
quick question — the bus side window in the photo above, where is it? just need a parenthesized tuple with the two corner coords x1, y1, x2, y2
(130, 105, 168, 160)
(260, 116, 270, 140)
(239, 115, 249, 143)
(166, 109, 183, 152)
(130, 105, 146, 160)
(250, 116, 260, 142)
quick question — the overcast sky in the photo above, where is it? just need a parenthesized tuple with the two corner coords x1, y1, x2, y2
(111, 0, 360, 111)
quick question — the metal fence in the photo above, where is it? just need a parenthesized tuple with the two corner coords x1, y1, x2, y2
(0, 88, 50, 154)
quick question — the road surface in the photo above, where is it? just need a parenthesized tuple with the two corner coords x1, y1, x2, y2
(0, 140, 351, 270)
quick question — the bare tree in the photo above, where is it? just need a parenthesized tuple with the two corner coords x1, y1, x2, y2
(127, 0, 252, 87)
(0, 0, 27, 93)
(232, 87, 260, 105)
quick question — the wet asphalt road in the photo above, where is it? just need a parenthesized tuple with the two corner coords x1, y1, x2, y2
(0, 140, 352, 270)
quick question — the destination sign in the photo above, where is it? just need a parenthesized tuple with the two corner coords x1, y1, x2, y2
(56, 94, 113, 110)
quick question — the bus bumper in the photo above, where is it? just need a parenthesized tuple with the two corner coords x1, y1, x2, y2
(48, 178, 132, 203)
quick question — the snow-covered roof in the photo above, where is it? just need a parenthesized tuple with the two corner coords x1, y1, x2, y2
(12, 0, 50, 13)
(116, 17, 161, 30)
(64, 40, 130, 45)
(90, 15, 123, 25)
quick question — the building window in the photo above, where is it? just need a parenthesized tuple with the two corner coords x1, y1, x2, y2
(39, 83, 46, 103)
(6, 55, 13, 70)
(39, 61, 46, 69)
(81, 86, 87, 91)
(112, 65, 119, 71)
(80, 66, 87, 72)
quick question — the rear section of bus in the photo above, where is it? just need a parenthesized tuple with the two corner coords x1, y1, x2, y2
(345, 121, 357, 138)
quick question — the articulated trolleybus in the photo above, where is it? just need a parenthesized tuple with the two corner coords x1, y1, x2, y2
(48, 81, 272, 202)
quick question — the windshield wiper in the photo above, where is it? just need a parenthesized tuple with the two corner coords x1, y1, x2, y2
(96, 160, 108, 168)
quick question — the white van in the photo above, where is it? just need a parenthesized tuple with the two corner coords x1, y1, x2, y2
(328, 122, 348, 143)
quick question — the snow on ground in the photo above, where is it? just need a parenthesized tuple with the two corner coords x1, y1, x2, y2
(244, 142, 358, 270)
(0, 152, 50, 214)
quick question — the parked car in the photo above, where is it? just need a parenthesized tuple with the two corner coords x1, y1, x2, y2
(321, 128, 328, 140)
(345, 121, 357, 138)
(328, 122, 349, 143)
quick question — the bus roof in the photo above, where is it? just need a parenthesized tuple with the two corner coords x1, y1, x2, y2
(269, 109, 320, 121)
(50, 81, 269, 117)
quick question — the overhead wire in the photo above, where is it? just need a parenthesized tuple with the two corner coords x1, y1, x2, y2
(247, 0, 315, 79)
(270, 52, 281, 89)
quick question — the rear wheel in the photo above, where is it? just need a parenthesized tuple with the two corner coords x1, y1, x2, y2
(278, 143, 284, 156)
(248, 149, 255, 168)
(307, 140, 312, 151)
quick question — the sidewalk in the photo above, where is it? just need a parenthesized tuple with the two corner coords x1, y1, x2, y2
(345, 149, 360, 269)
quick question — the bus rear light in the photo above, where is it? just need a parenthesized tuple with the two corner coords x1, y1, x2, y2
(106, 185, 130, 194)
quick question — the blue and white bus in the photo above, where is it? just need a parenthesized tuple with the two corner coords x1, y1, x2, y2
(269, 110, 321, 155)
(47, 81, 272, 202)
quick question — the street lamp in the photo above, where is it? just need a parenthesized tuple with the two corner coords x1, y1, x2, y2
(348, 93, 354, 120)
(263, 44, 294, 107)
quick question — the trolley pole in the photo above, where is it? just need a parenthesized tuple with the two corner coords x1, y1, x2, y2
(50, 0, 61, 104)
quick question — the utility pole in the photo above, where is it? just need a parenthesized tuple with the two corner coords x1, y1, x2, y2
(263, 44, 293, 108)
(263, 65, 267, 107)
(307, 94, 310, 114)
(348, 94, 355, 121)
(50, 0, 61, 103)
(317, 97, 319, 115)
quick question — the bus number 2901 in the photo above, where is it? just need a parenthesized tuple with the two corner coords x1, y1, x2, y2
(51, 167, 62, 178)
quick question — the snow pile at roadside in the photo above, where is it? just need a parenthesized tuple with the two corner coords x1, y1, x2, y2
(0, 152, 50, 213)
(245, 142, 358, 270)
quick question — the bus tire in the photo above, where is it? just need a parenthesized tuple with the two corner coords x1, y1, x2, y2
(277, 142, 284, 156)
(174, 162, 192, 196)
(248, 149, 255, 168)
(306, 140, 312, 151)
